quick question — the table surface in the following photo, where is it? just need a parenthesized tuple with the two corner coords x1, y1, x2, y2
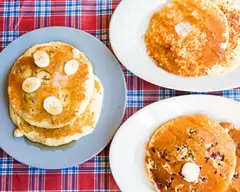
(0, 0, 240, 191)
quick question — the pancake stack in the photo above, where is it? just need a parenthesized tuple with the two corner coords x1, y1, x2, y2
(146, 114, 240, 192)
(219, 122, 240, 192)
(8, 42, 104, 147)
(145, 0, 240, 77)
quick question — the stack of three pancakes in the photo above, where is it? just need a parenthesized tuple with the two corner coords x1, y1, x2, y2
(8, 42, 103, 147)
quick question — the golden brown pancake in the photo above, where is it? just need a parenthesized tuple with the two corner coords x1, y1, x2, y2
(205, 0, 240, 75)
(212, 0, 235, 6)
(146, 114, 236, 192)
(206, 2, 240, 75)
(219, 3, 240, 63)
(8, 42, 94, 129)
(145, 0, 229, 76)
(219, 122, 240, 192)
(10, 76, 103, 147)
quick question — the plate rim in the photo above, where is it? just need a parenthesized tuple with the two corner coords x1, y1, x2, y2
(0, 26, 127, 169)
(109, 0, 240, 92)
(109, 94, 240, 191)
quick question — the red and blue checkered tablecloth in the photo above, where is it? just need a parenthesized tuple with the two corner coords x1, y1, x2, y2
(1, 0, 240, 191)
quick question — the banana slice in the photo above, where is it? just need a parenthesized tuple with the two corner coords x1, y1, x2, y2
(72, 48, 81, 57)
(64, 60, 79, 75)
(33, 50, 50, 67)
(36, 70, 51, 85)
(43, 96, 63, 115)
(22, 77, 41, 93)
(58, 88, 71, 106)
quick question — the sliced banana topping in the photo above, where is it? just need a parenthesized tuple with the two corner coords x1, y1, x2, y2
(22, 77, 41, 93)
(64, 60, 79, 75)
(33, 50, 50, 67)
(36, 70, 51, 85)
(43, 96, 63, 115)
(14, 128, 23, 137)
(72, 48, 81, 57)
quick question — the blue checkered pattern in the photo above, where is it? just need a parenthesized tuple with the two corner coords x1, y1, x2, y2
(35, 0, 51, 17)
(3, 1, 20, 17)
(65, 0, 82, 16)
(96, 0, 113, 15)
(1, 31, 19, 47)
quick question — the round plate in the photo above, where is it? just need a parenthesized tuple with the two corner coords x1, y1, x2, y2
(0, 27, 126, 169)
(110, 0, 240, 92)
(110, 95, 240, 191)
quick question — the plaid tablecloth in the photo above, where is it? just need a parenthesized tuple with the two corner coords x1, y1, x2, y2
(0, 0, 240, 191)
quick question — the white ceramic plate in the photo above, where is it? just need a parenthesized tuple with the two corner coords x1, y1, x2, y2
(110, 95, 240, 191)
(110, 0, 240, 92)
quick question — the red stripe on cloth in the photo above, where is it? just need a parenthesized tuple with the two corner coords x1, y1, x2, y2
(81, 15, 97, 31)
(78, 173, 95, 190)
(12, 174, 29, 191)
(45, 172, 62, 191)
(109, 173, 120, 190)
(18, 16, 35, 32)
(50, 15, 66, 26)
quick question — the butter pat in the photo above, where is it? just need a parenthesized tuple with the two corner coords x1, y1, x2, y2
(175, 22, 192, 37)
(181, 162, 200, 182)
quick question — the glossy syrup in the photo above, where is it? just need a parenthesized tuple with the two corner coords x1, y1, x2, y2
(24, 137, 76, 151)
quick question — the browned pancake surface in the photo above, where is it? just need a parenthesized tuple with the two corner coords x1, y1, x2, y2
(15, 79, 101, 139)
(146, 114, 236, 192)
(8, 42, 93, 128)
(220, 122, 240, 192)
(145, 0, 228, 76)
(219, 4, 240, 63)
